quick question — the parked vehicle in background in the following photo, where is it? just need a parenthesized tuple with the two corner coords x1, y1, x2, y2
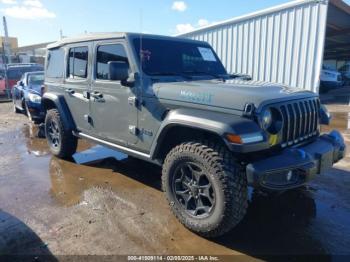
(320, 66, 343, 93)
(5, 63, 44, 96)
(13, 71, 45, 124)
(42, 33, 345, 238)
(339, 63, 350, 85)
(0, 72, 6, 96)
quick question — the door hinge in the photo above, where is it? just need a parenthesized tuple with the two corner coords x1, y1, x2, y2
(128, 96, 138, 107)
(84, 114, 93, 124)
(129, 125, 139, 135)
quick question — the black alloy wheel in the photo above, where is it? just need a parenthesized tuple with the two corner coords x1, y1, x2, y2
(172, 162, 215, 218)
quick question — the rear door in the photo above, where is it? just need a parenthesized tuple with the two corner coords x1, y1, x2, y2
(63, 44, 91, 133)
(89, 40, 138, 145)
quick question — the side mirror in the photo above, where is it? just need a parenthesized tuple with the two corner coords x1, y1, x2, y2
(108, 61, 129, 81)
(17, 81, 24, 87)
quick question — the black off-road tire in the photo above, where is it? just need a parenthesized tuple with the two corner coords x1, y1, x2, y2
(45, 109, 77, 159)
(162, 141, 248, 238)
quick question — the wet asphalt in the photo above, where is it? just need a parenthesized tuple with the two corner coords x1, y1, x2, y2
(0, 93, 350, 261)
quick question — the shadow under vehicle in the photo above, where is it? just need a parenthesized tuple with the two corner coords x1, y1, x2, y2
(0, 210, 57, 261)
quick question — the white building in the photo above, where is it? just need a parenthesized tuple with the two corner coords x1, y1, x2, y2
(178, 0, 350, 93)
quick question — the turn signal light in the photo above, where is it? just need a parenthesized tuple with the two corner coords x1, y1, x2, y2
(226, 132, 264, 144)
(226, 134, 243, 144)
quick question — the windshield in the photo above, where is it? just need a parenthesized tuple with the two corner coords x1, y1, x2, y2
(133, 38, 227, 78)
(28, 73, 44, 86)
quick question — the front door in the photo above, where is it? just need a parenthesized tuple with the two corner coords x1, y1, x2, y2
(63, 44, 91, 133)
(89, 41, 138, 146)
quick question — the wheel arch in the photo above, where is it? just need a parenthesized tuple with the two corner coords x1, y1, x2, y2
(42, 93, 76, 131)
(151, 123, 225, 163)
(150, 108, 261, 162)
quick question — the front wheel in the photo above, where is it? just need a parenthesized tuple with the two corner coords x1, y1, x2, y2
(162, 141, 248, 238)
(45, 109, 77, 159)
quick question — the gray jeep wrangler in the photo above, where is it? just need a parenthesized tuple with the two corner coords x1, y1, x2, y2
(42, 33, 345, 237)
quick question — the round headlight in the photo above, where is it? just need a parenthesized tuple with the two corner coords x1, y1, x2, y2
(28, 93, 41, 103)
(261, 109, 272, 130)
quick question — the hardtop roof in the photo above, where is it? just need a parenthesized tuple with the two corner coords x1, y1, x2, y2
(24, 71, 44, 75)
(47, 32, 207, 49)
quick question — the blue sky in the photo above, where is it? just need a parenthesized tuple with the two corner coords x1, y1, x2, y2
(1, 0, 350, 46)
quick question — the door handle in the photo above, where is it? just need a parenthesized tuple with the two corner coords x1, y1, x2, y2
(91, 91, 105, 102)
(91, 91, 103, 99)
(65, 88, 75, 95)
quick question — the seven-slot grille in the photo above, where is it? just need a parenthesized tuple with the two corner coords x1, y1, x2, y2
(278, 98, 320, 147)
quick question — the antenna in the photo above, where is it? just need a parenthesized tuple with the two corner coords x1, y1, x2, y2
(2, 16, 11, 98)
(139, 9, 143, 95)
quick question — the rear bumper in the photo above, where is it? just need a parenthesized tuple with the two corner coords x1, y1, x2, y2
(246, 130, 346, 190)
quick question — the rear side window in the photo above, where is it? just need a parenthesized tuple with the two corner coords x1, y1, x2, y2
(67, 46, 89, 79)
(96, 44, 128, 80)
(46, 49, 64, 78)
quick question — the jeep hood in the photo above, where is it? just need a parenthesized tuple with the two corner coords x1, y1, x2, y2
(154, 79, 317, 113)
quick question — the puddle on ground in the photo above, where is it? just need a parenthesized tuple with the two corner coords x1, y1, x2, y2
(321, 111, 350, 133)
(49, 156, 162, 207)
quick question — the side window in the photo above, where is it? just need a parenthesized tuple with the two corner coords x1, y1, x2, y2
(96, 44, 128, 80)
(67, 46, 89, 79)
(46, 48, 64, 78)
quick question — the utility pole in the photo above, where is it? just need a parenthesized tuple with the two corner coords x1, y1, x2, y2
(3, 16, 11, 64)
(2, 16, 11, 99)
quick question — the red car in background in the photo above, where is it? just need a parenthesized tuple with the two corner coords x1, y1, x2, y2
(0, 70, 6, 96)
(0, 64, 44, 98)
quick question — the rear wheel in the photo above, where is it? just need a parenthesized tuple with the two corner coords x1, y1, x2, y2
(45, 109, 77, 159)
(162, 141, 248, 238)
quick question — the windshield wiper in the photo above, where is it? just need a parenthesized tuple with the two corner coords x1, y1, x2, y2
(182, 70, 226, 81)
(149, 72, 193, 80)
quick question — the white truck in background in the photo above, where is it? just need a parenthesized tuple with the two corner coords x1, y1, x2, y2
(320, 66, 343, 93)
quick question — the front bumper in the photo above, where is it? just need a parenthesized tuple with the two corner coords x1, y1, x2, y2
(26, 101, 45, 121)
(246, 130, 346, 190)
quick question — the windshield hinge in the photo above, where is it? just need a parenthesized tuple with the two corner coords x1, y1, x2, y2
(128, 96, 139, 107)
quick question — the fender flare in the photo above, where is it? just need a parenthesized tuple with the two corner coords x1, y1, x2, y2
(42, 92, 76, 131)
(150, 108, 265, 158)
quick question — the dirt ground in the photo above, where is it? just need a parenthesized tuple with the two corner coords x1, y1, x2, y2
(0, 92, 350, 261)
